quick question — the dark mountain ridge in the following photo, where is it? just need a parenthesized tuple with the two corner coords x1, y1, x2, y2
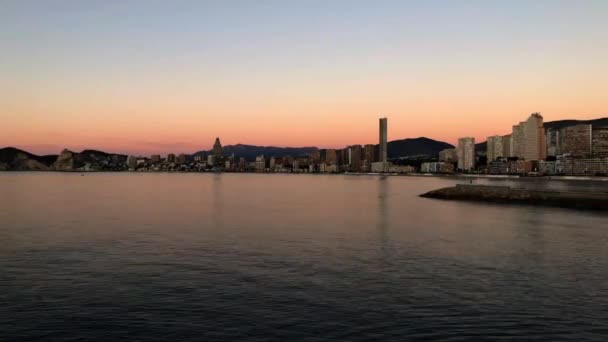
(388, 137, 454, 158)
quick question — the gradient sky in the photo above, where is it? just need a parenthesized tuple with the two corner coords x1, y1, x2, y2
(1, 0, 607, 155)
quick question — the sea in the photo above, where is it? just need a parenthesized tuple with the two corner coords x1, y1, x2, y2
(1, 172, 607, 341)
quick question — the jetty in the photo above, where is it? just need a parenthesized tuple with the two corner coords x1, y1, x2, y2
(420, 184, 608, 211)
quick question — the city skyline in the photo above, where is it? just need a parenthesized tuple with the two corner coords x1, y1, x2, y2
(2, 1, 607, 155)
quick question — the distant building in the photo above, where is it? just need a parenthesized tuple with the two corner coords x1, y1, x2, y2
(150, 154, 161, 163)
(255, 155, 265, 172)
(510, 113, 546, 160)
(502, 134, 512, 158)
(457, 137, 475, 171)
(486, 136, 504, 164)
(207, 155, 215, 166)
(421, 162, 454, 173)
(212, 137, 223, 157)
(176, 154, 187, 164)
(325, 149, 337, 165)
(348, 145, 363, 172)
(546, 128, 560, 157)
(127, 155, 138, 170)
(379, 117, 388, 163)
(592, 126, 608, 158)
(363, 144, 377, 171)
(559, 124, 592, 157)
(524, 113, 547, 160)
(555, 156, 608, 176)
(511, 123, 525, 158)
(167, 154, 176, 163)
(292, 160, 299, 171)
(438, 148, 457, 163)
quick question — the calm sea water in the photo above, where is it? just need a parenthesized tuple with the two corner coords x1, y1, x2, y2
(1, 173, 608, 341)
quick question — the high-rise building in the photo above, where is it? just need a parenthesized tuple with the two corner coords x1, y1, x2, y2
(439, 148, 457, 163)
(348, 145, 363, 172)
(325, 149, 337, 165)
(559, 124, 592, 157)
(511, 123, 525, 158)
(167, 153, 176, 163)
(379, 117, 388, 163)
(546, 128, 560, 157)
(150, 154, 161, 163)
(486, 136, 504, 164)
(176, 153, 187, 164)
(592, 126, 608, 158)
(502, 134, 512, 158)
(457, 137, 475, 171)
(511, 113, 547, 160)
(255, 155, 265, 172)
(522, 113, 547, 161)
(212, 137, 223, 157)
(363, 144, 376, 171)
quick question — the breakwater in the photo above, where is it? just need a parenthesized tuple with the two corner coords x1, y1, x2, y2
(420, 184, 608, 211)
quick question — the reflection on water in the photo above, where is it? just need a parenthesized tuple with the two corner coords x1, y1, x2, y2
(1, 173, 607, 341)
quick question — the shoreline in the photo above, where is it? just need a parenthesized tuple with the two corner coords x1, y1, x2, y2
(2, 170, 608, 182)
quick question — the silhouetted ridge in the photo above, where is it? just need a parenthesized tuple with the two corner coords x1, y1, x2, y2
(387, 137, 454, 158)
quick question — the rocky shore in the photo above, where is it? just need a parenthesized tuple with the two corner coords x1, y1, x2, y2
(420, 184, 608, 211)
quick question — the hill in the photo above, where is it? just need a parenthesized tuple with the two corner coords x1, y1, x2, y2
(0, 147, 57, 170)
(544, 117, 608, 130)
(387, 137, 454, 158)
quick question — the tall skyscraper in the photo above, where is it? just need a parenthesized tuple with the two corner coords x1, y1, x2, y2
(457, 137, 475, 171)
(212, 137, 223, 157)
(379, 117, 387, 163)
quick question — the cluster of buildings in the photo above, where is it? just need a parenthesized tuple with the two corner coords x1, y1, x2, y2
(126, 118, 416, 174)
(423, 113, 608, 176)
(126, 113, 608, 177)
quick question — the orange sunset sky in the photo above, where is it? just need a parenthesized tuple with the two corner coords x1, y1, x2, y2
(1, 1, 606, 155)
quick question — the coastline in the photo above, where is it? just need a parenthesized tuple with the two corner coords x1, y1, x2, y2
(2, 169, 608, 182)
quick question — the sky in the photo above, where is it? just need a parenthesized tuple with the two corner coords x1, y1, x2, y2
(1, 0, 607, 155)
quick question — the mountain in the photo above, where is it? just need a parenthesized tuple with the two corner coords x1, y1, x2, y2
(193, 144, 318, 161)
(387, 137, 454, 158)
(0, 147, 57, 171)
(52, 149, 127, 171)
(544, 117, 608, 130)
(0, 147, 127, 171)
